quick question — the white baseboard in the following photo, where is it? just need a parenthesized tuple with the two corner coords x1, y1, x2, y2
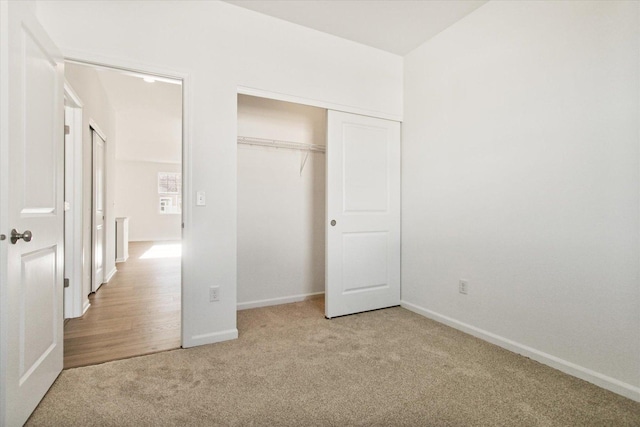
(104, 267, 117, 283)
(183, 329, 238, 348)
(401, 300, 640, 402)
(237, 292, 324, 311)
(115, 255, 128, 263)
(82, 300, 91, 315)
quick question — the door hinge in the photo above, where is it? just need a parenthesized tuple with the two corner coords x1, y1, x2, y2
(64, 278, 70, 288)
(64, 125, 70, 135)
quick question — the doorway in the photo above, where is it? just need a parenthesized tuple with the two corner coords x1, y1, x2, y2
(237, 95, 327, 311)
(63, 62, 184, 368)
(236, 93, 402, 323)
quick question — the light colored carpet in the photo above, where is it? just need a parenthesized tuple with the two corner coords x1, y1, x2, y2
(28, 299, 639, 426)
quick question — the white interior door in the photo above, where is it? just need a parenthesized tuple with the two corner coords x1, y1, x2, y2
(92, 129, 106, 292)
(326, 110, 401, 318)
(0, 2, 65, 425)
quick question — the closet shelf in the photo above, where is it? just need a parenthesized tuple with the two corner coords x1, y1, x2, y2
(237, 136, 326, 153)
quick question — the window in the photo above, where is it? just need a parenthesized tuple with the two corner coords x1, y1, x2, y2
(158, 172, 182, 214)
(158, 171, 181, 194)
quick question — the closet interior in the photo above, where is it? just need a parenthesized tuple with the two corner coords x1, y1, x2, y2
(237, 94, 327, 310)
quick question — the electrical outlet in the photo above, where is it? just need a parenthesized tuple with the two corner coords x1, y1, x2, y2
(209, 286, 220, 302)
(459, 279, 468, 295)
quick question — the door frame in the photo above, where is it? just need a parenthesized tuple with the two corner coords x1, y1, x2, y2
(64, 55, 191, 347)
(64, 82, 87, 318)
(0, 3, 10, 422)
(90, 121, 107, 293)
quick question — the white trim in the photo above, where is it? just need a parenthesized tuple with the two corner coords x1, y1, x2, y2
(64, 79, 83, 107)
(90, 128, 106, 293)
(115, 255, 128, 263)
(183, 329, 238, 348)
(0, 2, 10, 422)
(67, 59, 180, 86)
(88, 118, 107, 142)
(62, 89, 84, 319)
(104, 267, 117, 283)
(238, 86, 403, 123)
(82, 300, 91, 316)
(401, 300, 640, 402)
(237, 292, 324, 311)
(180, 73, 192, 350)
(62, 49, 189, 84)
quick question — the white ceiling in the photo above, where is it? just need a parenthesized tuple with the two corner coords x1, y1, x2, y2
(223, 0, 488, 55)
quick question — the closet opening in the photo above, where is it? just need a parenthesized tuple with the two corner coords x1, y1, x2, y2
(237, 94, 327, 316)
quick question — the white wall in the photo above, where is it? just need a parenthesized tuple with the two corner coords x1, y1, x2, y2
(115, 160, 182, 242)
(402, 0, 639, 400)
(116, 110, 181, 163)
(64, 63, 117, 300)
(237, 95, 325, 308)
(35, 0, 403, 347)
(113, 76, 182, 242)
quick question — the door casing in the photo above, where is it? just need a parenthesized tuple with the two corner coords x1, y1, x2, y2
(91, 124, 107, 293)
(64, 57, 189, 348)
(64, 83, 86, 318)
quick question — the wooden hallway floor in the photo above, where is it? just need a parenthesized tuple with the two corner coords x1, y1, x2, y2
(63, 241, 181, 369)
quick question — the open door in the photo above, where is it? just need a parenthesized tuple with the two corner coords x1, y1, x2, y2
(92, 128, 106, 292)
(325, 111, 401, 318)
(0, 2, 65, 425)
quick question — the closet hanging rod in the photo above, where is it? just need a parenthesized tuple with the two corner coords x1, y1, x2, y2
(237, 136, 326, 153)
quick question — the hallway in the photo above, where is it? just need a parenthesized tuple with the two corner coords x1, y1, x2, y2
(63, 241, 181, 368)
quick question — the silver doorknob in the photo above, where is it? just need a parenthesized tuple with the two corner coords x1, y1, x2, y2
(11, 229, 32, 244)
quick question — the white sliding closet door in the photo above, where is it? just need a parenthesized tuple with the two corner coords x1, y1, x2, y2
(325, 111, 401, 318)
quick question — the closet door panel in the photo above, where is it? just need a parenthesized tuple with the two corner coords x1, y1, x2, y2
(326, 111, 401, 318)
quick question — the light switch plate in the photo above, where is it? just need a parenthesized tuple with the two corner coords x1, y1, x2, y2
(196, 191, 206, 206)
(459, 279, 468, 295)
